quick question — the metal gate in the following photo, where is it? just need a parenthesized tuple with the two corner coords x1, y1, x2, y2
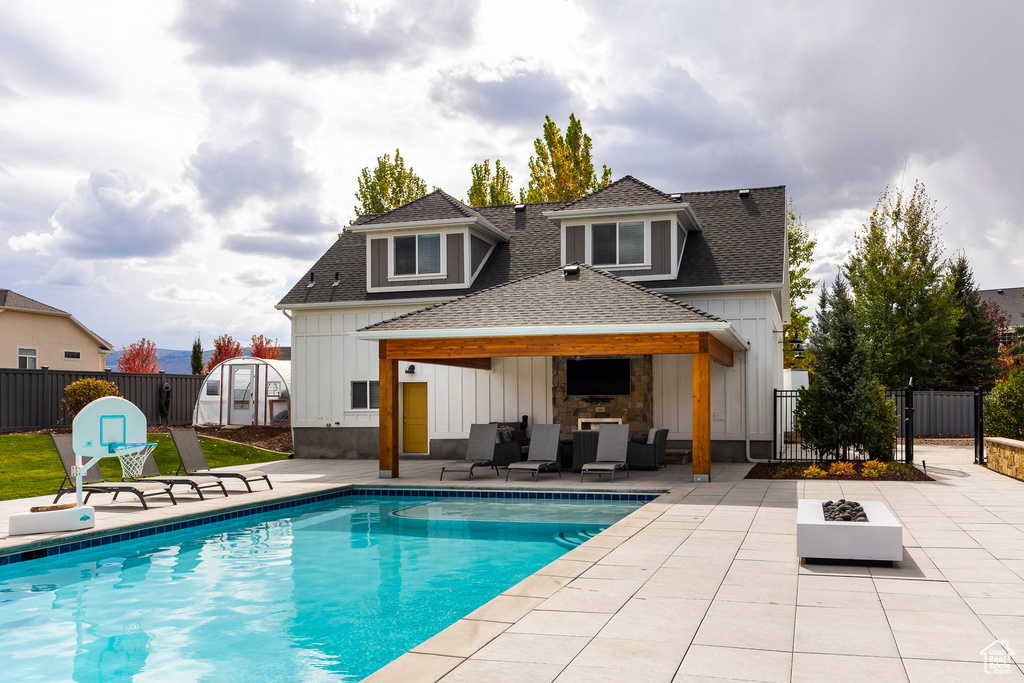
(974, 386, 986, 465)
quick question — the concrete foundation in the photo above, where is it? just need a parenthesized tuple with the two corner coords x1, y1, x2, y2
(294, 427, 770, 463)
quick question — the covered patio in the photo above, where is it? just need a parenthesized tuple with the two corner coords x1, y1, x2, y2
(351, 264, 750, 483)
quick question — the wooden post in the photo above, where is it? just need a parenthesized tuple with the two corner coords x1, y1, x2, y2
(692, 351, 711, 482)
(378, 351, 399, 478)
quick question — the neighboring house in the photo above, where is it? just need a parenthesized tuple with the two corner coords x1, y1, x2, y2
(0, 289, 113, 371)
(277, 176, 787, 481)
(979, 287, 1024, 345)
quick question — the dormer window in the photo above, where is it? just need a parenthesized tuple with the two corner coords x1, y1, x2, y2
(394, 233, 441, 276)
(593, 221, 645, 266)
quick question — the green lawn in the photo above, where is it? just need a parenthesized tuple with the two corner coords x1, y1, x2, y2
(0, 433, 286, 502)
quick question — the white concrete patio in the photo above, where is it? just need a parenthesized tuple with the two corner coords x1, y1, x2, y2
(3, 445, 1023, 681)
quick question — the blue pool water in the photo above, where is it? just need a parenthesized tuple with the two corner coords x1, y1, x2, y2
(0, 494, 646, 682)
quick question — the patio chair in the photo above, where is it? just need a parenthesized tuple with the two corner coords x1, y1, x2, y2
(51, 434, 177, 510)
(506, 424, 562, 482)
(169, 428, 273, 492)
(580, 424, 630, 483)
(627, 428, 669, 470)
(440, 423, 500, 481)
(129, 452, 230, 500)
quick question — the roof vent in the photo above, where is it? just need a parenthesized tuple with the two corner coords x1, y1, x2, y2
(563, 263, 581, 278)
(669, 193, 682, 200)
(738, 189, 751, 198)
(332, 272, 340, 287)
(514, 203, 526, 212)
(998, 289, 1005, 294)
(306, 272, 315, 288)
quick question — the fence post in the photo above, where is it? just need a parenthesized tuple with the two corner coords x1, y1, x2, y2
(974, 386, 985, 465)
(772, 388, 778, 459)
(41, 366, 51, 428)
(904, 380, 915, 465)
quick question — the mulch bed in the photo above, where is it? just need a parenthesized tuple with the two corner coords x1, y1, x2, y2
(745, 461, 932, 481)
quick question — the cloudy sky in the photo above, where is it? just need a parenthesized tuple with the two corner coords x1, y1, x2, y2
(2, 0, 1022, 352)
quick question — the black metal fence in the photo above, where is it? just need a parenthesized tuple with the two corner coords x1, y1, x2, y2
(0, 368, 202, 432)
(773, 386, 914, 463)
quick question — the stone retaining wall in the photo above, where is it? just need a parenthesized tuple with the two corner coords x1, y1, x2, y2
(986, 437, 1024, 481)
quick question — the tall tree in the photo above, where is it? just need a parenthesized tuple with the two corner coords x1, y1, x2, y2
(248, 334, 281, 360)
(467, 159, 514, 206)
(116, 338, 160, 373)
(783, 200, 818, 370)
(945, 254, 1000, 390)
(845, 181, 958, 388)
(353, 148, 428, 215)
(205, 334, 243, 372)
(520, 114, 612, 203)
(794, 277, 895, 459)
(190, 334, 204, 375)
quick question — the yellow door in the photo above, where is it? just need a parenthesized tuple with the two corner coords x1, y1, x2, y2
(402, 382, 428, 453)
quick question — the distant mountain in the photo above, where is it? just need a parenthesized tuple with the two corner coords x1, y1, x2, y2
(106, 348, 211, 375)
(106, 347, 290, 374)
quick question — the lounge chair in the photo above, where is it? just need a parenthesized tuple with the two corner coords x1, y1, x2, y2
(506, 424, 562, 482)
(51, 434, 177, 509)
(580, 424, 630, 482)
(627, 428, 669, 470)
(440, 423, 500, 481)
(169, 428, 273, 492)
(130, 452, 230, 500)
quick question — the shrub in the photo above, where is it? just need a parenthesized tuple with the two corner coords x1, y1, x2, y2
(803, 464, 827, 478)
(986, 369, 1024, 441)
(63, 378, 120, 420)
(865, 388, 899, 461)
(828, 461, 856, 477)
(862, 460, 888, 478)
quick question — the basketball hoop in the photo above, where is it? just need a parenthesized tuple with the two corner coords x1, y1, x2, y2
(113, 443, 156, 480)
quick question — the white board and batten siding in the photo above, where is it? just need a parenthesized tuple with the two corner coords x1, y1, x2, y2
(291, 308, 552, 449)
(655, 292, 783, 442)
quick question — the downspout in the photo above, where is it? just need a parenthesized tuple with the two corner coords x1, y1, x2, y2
(745, 348, 770, 463)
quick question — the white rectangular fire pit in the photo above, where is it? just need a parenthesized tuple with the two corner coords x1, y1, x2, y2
(797, 499, 903, 562)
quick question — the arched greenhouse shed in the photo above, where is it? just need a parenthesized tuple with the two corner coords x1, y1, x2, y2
(193, 357, 291, 427)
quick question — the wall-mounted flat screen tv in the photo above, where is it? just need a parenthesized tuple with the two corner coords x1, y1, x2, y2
(566, 358, 631, 396)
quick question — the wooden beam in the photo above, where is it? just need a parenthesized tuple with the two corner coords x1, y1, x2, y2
(692, 351, 711, 482)
(378, 350, 399, 479)
(381, 332, 705, 360)
(707, 334, 734, 367)
(414, 357, 492, 371)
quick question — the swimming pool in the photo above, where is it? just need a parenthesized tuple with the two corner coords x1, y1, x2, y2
(0, 490, 652, 682)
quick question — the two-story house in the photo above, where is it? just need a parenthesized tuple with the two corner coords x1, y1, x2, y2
(0, 289, 113, 371)
(277, 176, 787, 482)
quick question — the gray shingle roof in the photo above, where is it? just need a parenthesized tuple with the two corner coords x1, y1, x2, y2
(0, 289, 66, 314)
(364, 189, 494, 227)
(277, 180, 786, 308)
(358, 263, 725, 333)
(560, 175, 678, 210)
(980, 287, 1024, 326)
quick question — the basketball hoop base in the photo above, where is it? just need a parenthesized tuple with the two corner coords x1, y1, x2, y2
(8, 505, 95, 536)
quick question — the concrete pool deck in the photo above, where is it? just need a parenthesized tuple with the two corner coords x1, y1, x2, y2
(3, 445, 1023, 681)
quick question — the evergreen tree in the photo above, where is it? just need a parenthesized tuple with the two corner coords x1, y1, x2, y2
(794, 277, 895, 459)
(845, 181, 958, 388)
(191, 334, 204, 375)
(353, 148, 428, 216)
(467, 159, 514, 206)
(520, 114, 612, 203)
(945, 254, 1000, 390)
(783, 200, 817, 370)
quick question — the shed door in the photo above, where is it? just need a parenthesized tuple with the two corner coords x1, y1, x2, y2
(229, 365, 255, 425)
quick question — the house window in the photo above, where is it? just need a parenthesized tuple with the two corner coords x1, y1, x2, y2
(18, 348, 37, 369)
(351, 380, 380, 410)
(63, 350, 82, 361)
(592, 221, 645, 266)
(394, 234, 441, 276)
(1001, 330, 1018, 347)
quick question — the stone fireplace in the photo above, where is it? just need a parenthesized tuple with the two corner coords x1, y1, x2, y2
(552, 355, 653, 440)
